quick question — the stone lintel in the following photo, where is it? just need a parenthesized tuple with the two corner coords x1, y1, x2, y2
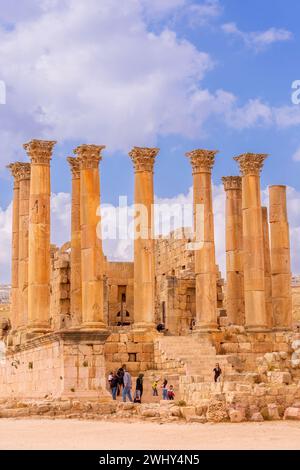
(186, 149, 218, 174)
(67, 156, 81, 178)
(23, 139, 57, 165)
(74, 144, 105, 169)
(129, 146, 159, 172)
(222, 175, 242, 191)
(234, 153, 268, 176)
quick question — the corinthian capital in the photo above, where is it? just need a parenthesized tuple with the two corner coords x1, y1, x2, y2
(129, 147, 159, 172)
(23, 139, 57, 165)
(186, 149, 218, 174)
(67, 157, 81, 179)
(222, 176, 242, 191)
(74, 144, 105, 169)
(234, 153, 268, 176)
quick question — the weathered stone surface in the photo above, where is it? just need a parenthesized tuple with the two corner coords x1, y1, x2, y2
(250, 412, 264, 422)
(228, 408, 245, 423)
(284, 407, 300, 420)
(206, 400, 228, 423)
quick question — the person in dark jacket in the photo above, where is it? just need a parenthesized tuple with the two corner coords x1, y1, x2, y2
(213, 363, 222, 383)
(134, 373, 144, 403)
(116, 365, 125, 396)
(110, 372, 119, 400)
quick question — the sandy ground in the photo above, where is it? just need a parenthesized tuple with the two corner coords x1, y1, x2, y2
(0, 419, 300, 450)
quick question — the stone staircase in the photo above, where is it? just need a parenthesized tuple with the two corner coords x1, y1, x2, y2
(146, 335, 235, 403)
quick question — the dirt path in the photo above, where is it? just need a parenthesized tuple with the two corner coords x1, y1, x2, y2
(0, 419, 300, 450)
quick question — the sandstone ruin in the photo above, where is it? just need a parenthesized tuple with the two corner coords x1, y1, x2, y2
(1, 140, 300, 424)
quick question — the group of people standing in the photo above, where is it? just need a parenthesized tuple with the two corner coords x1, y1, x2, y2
(108, 367, 175, 403)
(108, 366, 144, 403)
(108, 363, 222, 403)
(152, 378, 175, 400)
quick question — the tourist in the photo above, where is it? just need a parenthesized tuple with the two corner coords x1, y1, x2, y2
(161, 378, 168, 400)
(122, 366, 133, 402)
(152, 378, 159, 396)
(108, 371, 113, 385)
(116, 365, 125, 396)
(110, 372, 119, 400)
(156, 323, 165, 333)
(167, 385, 175, 400)
(213, 363, 222, 383)
(134, 373, 144, 403)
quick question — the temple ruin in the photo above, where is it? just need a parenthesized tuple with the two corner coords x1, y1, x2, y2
(1, 140, 300, 423)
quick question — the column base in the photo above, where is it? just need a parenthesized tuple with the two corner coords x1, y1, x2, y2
(194, 322, 219, 332)
(272, 326, 293, 332)
(80, 321, 108, 332)
(26, 323, 51, 339)
(132, 322, 156, 332)
(245, 325, 270, 333)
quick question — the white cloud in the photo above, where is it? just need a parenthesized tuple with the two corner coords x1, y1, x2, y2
(292, 147, 300, 162)
(222, 22, 292, 51)
(0, 0, 219, 167)
(141, 0, 222, 25)
(0, 0, 283, 171)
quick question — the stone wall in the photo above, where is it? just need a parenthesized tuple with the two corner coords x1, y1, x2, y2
(292, 276, 300, 322)
(154, 228, 224, 334)
(105, 262, 134, 326)
(104, 329, 155, 376)
(0, 331, 108, 400)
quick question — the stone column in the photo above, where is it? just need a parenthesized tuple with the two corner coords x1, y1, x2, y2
(222, 176, 244, 325)
(269, 185, 292, 329)
(18, 163, 31, 329)
(186, 149, 218, 330)
(129, 147, 159, 329)
(262, 206, 273, 329)
(24, 139, 56, 332)
(7, 163, 20, 331)
(75, 145, 106, 330)
(67, 157, 82, 326)
(234, 153, 268, 331)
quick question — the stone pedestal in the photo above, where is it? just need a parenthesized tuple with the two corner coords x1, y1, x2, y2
(67, 157, 82, 327)
(234, 153, 268, 331)
(129, 147, 159, 330)
(222, 176, 244, 325)
(24, 140, 56, 333)
(269, 185, 292, 330)
(18, 164, 31, 329)
(0, 330, 109, 399)
(186, 149, 218, 330)
(262, 207, 273, 328)
(75, 145, 106, 330)
(7, 163, 20, 331)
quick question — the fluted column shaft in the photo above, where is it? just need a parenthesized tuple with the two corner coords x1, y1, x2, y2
(75, 145, 106, 329)
(222, 176, 244, 325)
(67, 157, 82, 326)
(262, 207, 273, 328)
(18, 164, 31, 329)
(186, 149, 218, 330)
(129, 147, 159, 329)
(24, 139, 56, 331)
(7, 164, 20, 331)
(269, 185, 292, 329)
(234, 153, 268, 330)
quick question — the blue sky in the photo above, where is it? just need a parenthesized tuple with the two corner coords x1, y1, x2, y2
(0, 0, 300, 281)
